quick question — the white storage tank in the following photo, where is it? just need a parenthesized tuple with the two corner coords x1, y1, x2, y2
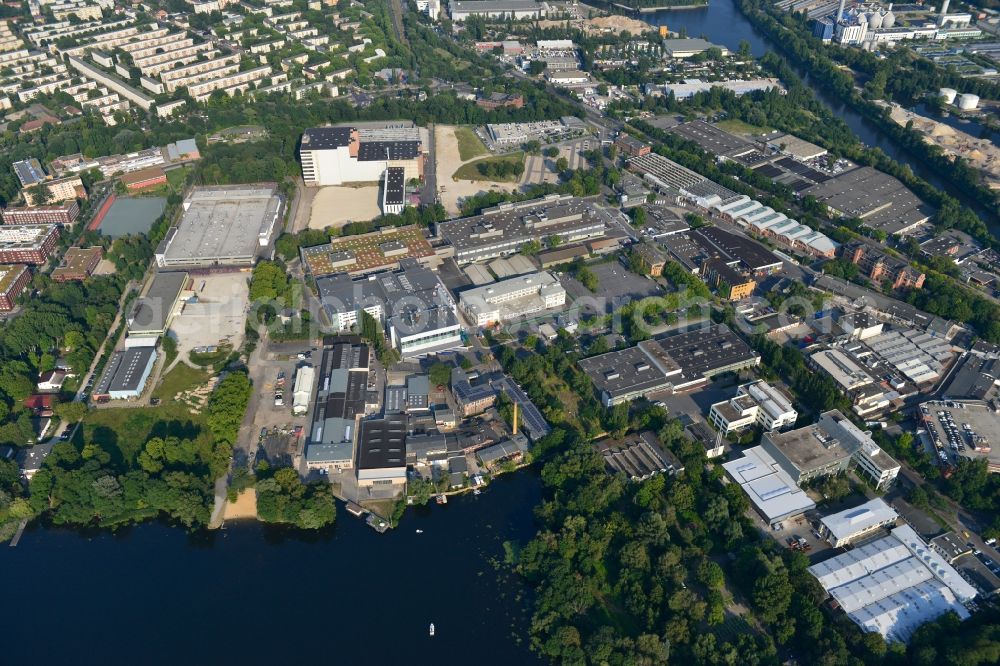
(939, 87, 957, 104)
(957, 93, 980, 110)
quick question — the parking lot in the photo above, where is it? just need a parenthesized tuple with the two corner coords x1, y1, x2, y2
(560, 261, 666, 311)
(919, 400, 1000, 469)
(169, 272, 250, 361)
(244, 343, 317, 465)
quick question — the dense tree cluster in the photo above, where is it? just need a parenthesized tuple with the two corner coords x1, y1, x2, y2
(254, 465, 336, 529)
(751, 335, 850, 416)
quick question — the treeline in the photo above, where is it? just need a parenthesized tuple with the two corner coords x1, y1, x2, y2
(477, 158, 525, 179)
(254, 464, 336, 529)
(751, 335, 851, 416)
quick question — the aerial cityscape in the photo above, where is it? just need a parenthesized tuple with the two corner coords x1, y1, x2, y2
(4, 0, 1000, 662)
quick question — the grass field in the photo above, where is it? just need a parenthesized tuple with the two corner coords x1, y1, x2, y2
(454, 126, 488, 161)
(84, 403, 209, 466)
(153, 364, 210, 401)
(166, 166, 190, 192)
(715, 119, 773, 135)
(453, 152, 525, 183)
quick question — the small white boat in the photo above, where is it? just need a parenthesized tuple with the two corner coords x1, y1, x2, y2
(429, 623, 435, 637)
(473, 488, 481, 496)
(415, 529, 423, 534)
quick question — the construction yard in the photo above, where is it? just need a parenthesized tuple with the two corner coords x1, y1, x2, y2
(308, 185, 383, 229)
(168, 272, 250, 362)
(435, 124, 519, 215)
(889, 104, 1000, 187)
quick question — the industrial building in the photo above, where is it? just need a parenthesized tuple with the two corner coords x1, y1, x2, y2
(301, 225, 437, 276)
(305, 340, 373, 471)
(690, 226, 784, 276)
(316, 264, 462, 357)
(437, 194, 606, 263)
(451, 366, 497, 417)
(722, 445, 817, 527)
(381, 166, 406, 215)
(292, 365, 315, 416)
(761, 409, 901, 490)
(127, 271, 189, 339)
(155, 185, 283, 267)
(458, 271, 566, 327)
(808, 524, 977, 643)
(708, 380, 798, 436)
(0, 264, 31, 312)
(596, 431, 684, 481)
(92, 347, 157, 401)
(0, 224, 60, 264)
(449, 0, 548, 22)
(51, 246, 102, 282)
(579, 324, 760, 407)
(802, 166, 931, 236)
(660, 38, 730, 59)
(356, 415, 408, 488)
(299, 125, 425, 186)
(819, 497, 900, 547)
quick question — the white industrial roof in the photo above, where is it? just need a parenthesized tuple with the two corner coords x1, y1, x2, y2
(821, 497, 898, 542)
(722, 445, 815, 522)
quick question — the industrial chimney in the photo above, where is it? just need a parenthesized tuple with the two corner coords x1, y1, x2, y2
(836, 0, 847, 21)
(939, 0, 950, 26)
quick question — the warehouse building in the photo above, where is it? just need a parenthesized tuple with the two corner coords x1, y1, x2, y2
(449, 0, 548, 21)
(803, 167, 931, 236)
(316, 264, 462, 357)
(579, 324, 760, 406)
(722, 445, 816, 527)
(0, 264, 31, 312)
(127, 271, 189, 339)
(438, 194, 606, 263)
(299, 125, 425, 186)
(356, 414, 408, 488)
(305, 340, 372, 472)
(819, 498, 900, 547)
(459, 270, 566, 327)
(809, 524, 976, 643)
(0, 224, 59, 264)
(708, 379, 797, 436)
(155, 185, 283, 267)
(381, 166, 406, 215)
(92, 347, 157, 401)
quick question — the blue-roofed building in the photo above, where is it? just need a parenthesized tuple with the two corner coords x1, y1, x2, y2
(12, 158, 46, 187)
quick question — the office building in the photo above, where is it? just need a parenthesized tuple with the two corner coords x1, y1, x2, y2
(301, 225, 437, 276)
(809, 524, 977, 643)
(819, 498, 899, 547)
(459, 271, 565, 327)
(722, 445, 817, 526)
(127, 271, 189, 338)
(929, 532, 974, 564)
(0, 224, 59, 264)
(299, 125, 425, 186)
(92, 347, 157, 401)
(449, 0, 547, 21)
(438, 194, 606, 263)
(51, 246, 102, 282)
(0, 264, 30, 311)
(579, 324, 760, 406)
(381, 166, 406, 215)
(305, 339, 372, 471)
(614, 134, 650, 158)
(155, 185, 283, 267)
(316, 264, 462, 357)
(708, 380, 797, 436)
(356, 414, 408, 488)
(761, 409, 900, 490)
(415, 0, 442, 19)
(1, 201, 80, 226)
(701, 257, 756, 300)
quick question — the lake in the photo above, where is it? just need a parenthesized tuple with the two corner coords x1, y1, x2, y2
(5, 472, 542, 665)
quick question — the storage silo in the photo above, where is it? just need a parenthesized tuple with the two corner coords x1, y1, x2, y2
(957, 93, 980, 110)
(939, 87, 958, 104)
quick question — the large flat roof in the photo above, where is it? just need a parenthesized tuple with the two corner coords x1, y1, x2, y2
(161, 185, 282, 265)
(0, 264, 28, 294)
(722, 445, 816, 523)
(302, 225, 435, 276)
(691, 226, 782, 272)
(94, 347, 156, 395)
(357, 415, 407, 470)
(0, 224, 57, 250)
(306, 340, 371, 464)
(301, 126, 353, 150)
(129, 271, 188, 335)
(821, 498, 899, 542)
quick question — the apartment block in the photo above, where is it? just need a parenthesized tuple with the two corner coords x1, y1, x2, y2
(0, 225, 60, 264)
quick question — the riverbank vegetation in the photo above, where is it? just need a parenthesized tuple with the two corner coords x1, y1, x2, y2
(254, 464, 336, 529)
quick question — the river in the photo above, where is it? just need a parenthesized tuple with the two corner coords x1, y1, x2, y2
(5, 473, 543, 665)
(647, 1, 1000, 231)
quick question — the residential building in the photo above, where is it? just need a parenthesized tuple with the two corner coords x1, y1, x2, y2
(356, 415, 408, 488)
(299, 125, 425, 186)
(52, 246, 101, 282)
(579, 324, 761, 406)
(0, 264, 30, 311)
(708, 380, 797, 436)
(476, 92, 523, 110)
(843, 241, 925, 290)
(438, 194, 606, 263)
(819, 498, 899, 547)
(809, 524, 977, 643)
(316, 264, 462, 357)
(37, 370, 67, 393)
(305, 339, 372, 471)
(12, 158, 45, 187)
(1, 201, 79, 225)
(761, 409, 900, 490)
(23, 176, 84, 206)
(0, 225, 59, 264)
(459, 271, 566, 327)
(722, 445, 817, 526)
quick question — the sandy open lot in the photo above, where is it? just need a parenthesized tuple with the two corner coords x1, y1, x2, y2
(308, 185, 382, 229)
(223, 489, 257, 521)
(169, 272, 250, 360)
(435, 124, 518, 215)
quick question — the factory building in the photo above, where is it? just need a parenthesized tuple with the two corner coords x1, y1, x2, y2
(299, 125, 426, 186)
(459, 271, 566, 328)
